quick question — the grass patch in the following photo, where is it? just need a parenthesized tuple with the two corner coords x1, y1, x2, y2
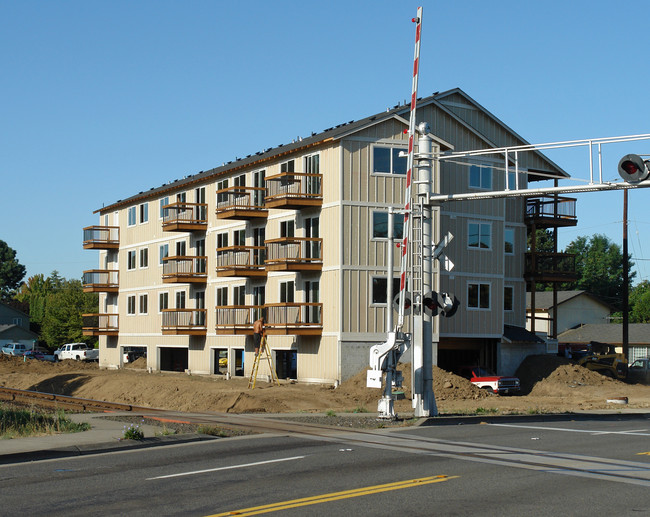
(196, 425, 230, 437)
(1, 405, 90, 439)
(474, 407, 498, 415)
(325, 409, 337, 417)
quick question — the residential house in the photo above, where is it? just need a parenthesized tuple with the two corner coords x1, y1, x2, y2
(0, 301, 38, 349)
(558, 323, 650, 362)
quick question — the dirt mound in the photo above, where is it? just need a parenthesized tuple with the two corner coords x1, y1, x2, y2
(124, 357, 147, 369)
(529, 364, 622, 397)
(515, 354, 573, 394)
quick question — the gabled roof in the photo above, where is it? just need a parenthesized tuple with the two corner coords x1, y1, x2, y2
(97, 88, 569, 213)
(559, 324, 650, 345)
(526, 291, 613, 312)
(503, 324, 545, 344)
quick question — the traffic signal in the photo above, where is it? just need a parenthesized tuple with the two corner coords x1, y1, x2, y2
(618, 154, 650, 183)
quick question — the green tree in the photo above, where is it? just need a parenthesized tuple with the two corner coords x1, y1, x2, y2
(629, 280, 650, 323)
(561, 234, 634, 309)
(0, 240, 26, 301)
(15, 273, 53, 328)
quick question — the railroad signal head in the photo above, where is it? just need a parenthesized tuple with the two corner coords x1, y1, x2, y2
(393, 292, 412, 315)
(423, 291, 438, 316)
(618, 154, 650, 183)
(437, 292, 459, 317)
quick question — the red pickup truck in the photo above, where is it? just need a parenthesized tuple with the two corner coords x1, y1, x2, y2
(456, 366, 520, 395)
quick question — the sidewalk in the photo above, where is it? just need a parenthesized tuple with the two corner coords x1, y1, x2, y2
(0, 412, 209, 465)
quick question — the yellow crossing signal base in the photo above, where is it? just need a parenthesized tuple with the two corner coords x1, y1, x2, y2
(248, 334, 280, 389)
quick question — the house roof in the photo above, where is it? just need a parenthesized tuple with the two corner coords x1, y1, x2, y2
(558, 324, 650, 345)
(97, 88, 569, 214)
(526, 291, 613, 312)
(503, 324, 545, 344)
(0, 324, 38, 340)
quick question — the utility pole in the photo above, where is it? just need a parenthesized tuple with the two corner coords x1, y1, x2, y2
(623, 189, 629, 361)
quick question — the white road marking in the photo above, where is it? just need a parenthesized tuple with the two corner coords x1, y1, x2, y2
(489, 423, 650, 436)
(146, 455, 306, 480)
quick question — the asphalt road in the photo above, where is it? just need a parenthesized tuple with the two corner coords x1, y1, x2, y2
(2, 414, 650, 516)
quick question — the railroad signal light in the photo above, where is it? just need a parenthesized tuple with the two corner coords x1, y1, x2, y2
(393, 292, 412, 315)
(437, 292, 459, 318)
(423, 291, 438, 316)
(618, 154, 650, 183)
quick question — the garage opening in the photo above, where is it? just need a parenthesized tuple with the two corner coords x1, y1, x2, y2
(159, 347, 188, 372)
(234, 349, 244, 376)
(122, 346, 147, 366)
(214, 348, 228, 375)
(275, 350, 297, 380)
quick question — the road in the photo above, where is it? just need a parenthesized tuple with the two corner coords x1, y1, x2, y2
(2, 414, 650, 516)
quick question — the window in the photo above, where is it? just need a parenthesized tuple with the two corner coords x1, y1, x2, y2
(233, 229, 246, 246)
(372, 277, 402, 305)
(139, 203, 149, 223)
(159, 292, 169, 312)
(176, 240, 186, 257)
(504, 286, 514, 312)
(139, 247, 149, 268)
(139, 294, 148, 314)
(127, 206, 136, 226)
(373, 146, 407, 175)
(280, 220, 295, 238)
(233, 285, 245, 306)
(468, 283, 490, 309)
(159, 197, 169, 219)
(468, 222, 491, 249)
(175, 291, 186, 309)
(177, 192, 186, 203)
(281, 160, 295, 173)
(159, 244, 169, 265)
(233, 175, 246, 198)
(504, 228, 515, 255)
(127, 250, 136, 270)
(469, 164, 492, 189)
(216, 179, 228, 206)
(216, 286, 228, 307)
(127, 295, 136, 315)
(280, 281, 295, 303)
(372, 211, 404, 239)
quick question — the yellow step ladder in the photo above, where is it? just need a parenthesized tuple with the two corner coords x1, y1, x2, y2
(248, 334, 280, 389)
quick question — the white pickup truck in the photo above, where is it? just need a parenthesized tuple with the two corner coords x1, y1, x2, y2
(54, 343, 99, 362)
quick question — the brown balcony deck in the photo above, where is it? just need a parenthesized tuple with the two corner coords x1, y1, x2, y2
(525, 195, 578, 228)
(265, 172, 322, 209)
(525, 252, 579, 282)
(265, 303, 323, 335)
(162, 308, 207, 335)
(265, 238, 322, 271)
(162, 256, 208, 283)
(216, 246, 267, 277)
(216, 186, 268, 220)
(215, 305, 264, 335)
(83, 226, 119, 249)
(162, 202, 208, 232)
(82, 270, 119, 292)
(82, 313, 119, 336)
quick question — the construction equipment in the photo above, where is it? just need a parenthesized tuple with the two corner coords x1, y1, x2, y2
(248, 334, 280, 389)
(577, 342, 628, 380)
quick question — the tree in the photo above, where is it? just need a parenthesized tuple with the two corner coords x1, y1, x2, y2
(561, 234, 635, 310)
(0, 240, 26, 301)
(629, 280, 650, 323)
(15, 273, 53, 330)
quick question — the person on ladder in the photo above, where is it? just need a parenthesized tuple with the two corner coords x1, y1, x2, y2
(253, 316, 264, 355)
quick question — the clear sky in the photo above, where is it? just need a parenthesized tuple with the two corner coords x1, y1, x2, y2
(2, 0, 650, 284)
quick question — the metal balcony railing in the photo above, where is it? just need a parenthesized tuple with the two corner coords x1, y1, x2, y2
(525, 195, 577, 227)
(161, 308, 207, 334)
(82, 313, 119, 336)
(82, 270, 119, 292)
(265, 172, 322, 208)
(525, 252, 578, 281)
(265, 303, 323, 334)
(265, 237, 322, 270)
(83, 226, 119, 249)
(216, 246, 266, 276)
(162, 202, 208, 231)
(162, 256, 207, 282)
(215, 186, 267, 218)
(215, 305, 264, 334)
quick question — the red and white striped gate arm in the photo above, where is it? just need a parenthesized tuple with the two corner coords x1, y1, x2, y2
(397, 6, 422, 330)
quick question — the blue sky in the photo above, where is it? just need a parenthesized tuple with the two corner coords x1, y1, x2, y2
(2, 0, 650, 284)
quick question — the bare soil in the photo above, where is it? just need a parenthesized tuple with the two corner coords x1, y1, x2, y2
(2, 354, 650, 415)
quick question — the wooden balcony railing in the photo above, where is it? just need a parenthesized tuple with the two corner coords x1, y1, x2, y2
(215, 186, 268, 219)
(524, 252, 579, 282)
(216, 246, 267, 277)
(83, 226, 119, 249)
(82, 313, 119, 336)
(215, 305, 264, 335)
(162, 256, 208, 283)
(265, 172, 322, 209)
(215, 303, 322, 335)
(82, 270, 119, 292)
(162, 202, 208, 232)
(265, 238, 322, 271)
(525, 195, 577, 228)
(162, 308, 207, 335)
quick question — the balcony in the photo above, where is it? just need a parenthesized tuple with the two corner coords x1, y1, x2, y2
(215, 305, 263, 335)
(83, 226, 119, 249)
(216, 246, 267, 277)
(524, 252, 579, 283)
(265, 172, 322, 209)
(162, 308, 207, 335)
(162, 256, 208, 283)
(82, 270, 119, 293)
(162, 202, 208, 232)
(215, 303, 322, 336)
(265, 303, 323, 335)
(525, 195, 578, 228)
(216, 186, 268, 220)
(82, 313, 119, 336)
(265, 238, 322, 271)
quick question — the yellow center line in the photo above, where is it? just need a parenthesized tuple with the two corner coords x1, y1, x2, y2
(207, 475, 459, 516)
